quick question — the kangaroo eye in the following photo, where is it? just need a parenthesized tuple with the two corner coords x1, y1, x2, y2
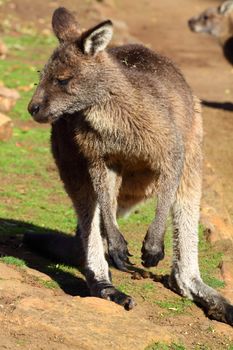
(56, 78, 71, 86)
(203, 15, 209, 21)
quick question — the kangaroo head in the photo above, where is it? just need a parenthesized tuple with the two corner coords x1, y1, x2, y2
(188, 1, 233, 37)
(28, 7, 113, 123)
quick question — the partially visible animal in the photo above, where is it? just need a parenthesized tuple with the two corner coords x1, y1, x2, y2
(188, 1, 233, 64)
(28, 7, 233, 324)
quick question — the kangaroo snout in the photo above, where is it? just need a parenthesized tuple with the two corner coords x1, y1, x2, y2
(28, 83, 51, 123)
(28, 103, 40, 116)
(28, 99, 49, 123)
(188, 18, 196, 31)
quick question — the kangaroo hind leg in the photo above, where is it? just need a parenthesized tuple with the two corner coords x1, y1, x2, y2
(89, 162, 132, 271)
(170, 145, 233, 325)
(77, 186, 135, 310)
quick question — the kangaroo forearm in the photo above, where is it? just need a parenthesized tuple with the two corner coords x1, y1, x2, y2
(88, 160, 116, 228)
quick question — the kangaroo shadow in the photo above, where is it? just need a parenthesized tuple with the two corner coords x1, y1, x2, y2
(202, 100, 233, 112)
(223, 36, 233, 66)
(0, 218, 89, 297)
(0, 218, 231, 323)
(0, 218, 167, 290)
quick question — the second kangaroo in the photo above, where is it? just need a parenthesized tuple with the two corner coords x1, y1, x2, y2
(188, 0, 233, 65)
(28, 7, 233, 324)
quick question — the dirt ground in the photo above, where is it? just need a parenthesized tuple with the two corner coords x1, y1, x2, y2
(0, 0, 233, 349)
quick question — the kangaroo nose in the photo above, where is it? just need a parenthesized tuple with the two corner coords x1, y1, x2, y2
(29, 104, 40, 116)
(188, 18, 195, 29)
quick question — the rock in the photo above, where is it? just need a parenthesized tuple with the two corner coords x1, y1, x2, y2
(0, 86, 20, 100)
(0, 263, 173, 350)
(0, 40, 8, 59)
(9, 295, 172, 350)
(201, 212, 233, 244)
(0, 85, 20, 113)
(0, 262, 23, 280)
(220, 260, 233, 300)
(25, 267, 53, 281)
(0, 113, 13, 141)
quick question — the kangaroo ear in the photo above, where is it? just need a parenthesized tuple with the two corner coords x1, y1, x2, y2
(81, 20, 113, 56)
(52, 7, 80, 42)
(219, 0, 233, 14)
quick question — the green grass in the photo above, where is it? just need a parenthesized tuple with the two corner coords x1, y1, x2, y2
(40, 280, 59, 289)
(0, 33, 57, 122)
(198, 226, 225, 289)
(117, 279, 157, 301)
(145, 343, 186, 350)
(0, 32, 77, 234)
(0, 256, 26, 267)
(154, 298, 193, 315)
(49, 263, 77, 275)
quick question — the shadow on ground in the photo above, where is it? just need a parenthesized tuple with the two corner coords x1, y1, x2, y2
(202, 100, 233, 112)
(223, 37, 233, 66)
(0, 218, 89, 297)
(0, 217, 167, 292)
(1, 218, 229, 325)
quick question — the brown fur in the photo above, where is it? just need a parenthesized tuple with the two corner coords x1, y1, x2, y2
(27, 8, 233, 324)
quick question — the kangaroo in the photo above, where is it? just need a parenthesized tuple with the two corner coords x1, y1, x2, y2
(28, 7, 233, 323)
(188, 1, 233, 64)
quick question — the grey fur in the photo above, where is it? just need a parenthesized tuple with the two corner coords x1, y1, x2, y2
(28, 7, 233, 323)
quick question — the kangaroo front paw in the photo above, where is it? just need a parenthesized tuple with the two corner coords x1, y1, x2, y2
(108, 232, 132, 271)
(141, 242, 164, 268)
(100, 286, 136, 310)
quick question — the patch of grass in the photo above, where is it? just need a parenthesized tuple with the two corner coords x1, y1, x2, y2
(47, 263, 77, 276)
(118, 200, 155, 227)
(0, 60, 36, 121)
(0, 125, 76, 232)
(198, 226, 225, 289)
(145, 343, 186, 350)
(0, 256, 26, 267)
(4, 34, 57, 55)
(0, 33, 57, 122)
(0, 33, 76, 233)
(145, 343, 170, 350)
(202, 275, 225, 289)
(16, 339, 27, 347)
(40, 279, 59, 289)
(154, 297, 193, 315)
(117, 279, 156, 300)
